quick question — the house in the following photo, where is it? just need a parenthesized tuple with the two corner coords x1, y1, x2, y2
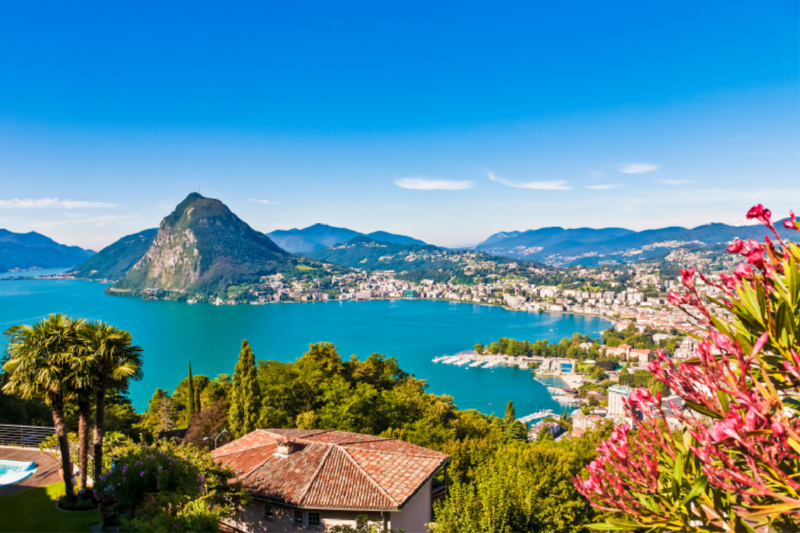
(607, 385, 632, 416)
(213, 429, 450, 532)
(527, 422, 564, 442)
(629, 348, 651, 364)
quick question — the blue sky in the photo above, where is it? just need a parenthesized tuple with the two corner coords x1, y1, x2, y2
(0, 1, 797, 250)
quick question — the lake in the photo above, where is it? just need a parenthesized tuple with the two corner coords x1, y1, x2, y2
(0, 279, 611, 418)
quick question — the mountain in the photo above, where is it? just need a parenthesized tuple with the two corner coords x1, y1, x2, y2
(365, 231, 426, 246)
(111, 193, 295, 298)
(267, 224, 426, 253)
(72, 228, 158, 280)
(473, 221, 794, 266)
(308, 235, 536, 275)
(0, 229, 95, 273)
(267, 224, 361, 253)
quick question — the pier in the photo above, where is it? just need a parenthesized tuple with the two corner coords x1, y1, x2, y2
(516, 409, 554, 424)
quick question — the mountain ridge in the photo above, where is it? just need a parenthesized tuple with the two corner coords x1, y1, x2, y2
(267, 223, 426, 252)
(472, 221, 794, 265)
(0, 229, 95, 273)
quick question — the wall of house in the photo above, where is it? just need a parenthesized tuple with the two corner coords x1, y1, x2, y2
(224, 503, 386, 532)
(390, 478, 432, 533)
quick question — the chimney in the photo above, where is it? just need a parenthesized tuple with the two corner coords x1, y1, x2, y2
(276, 437, 295, 457)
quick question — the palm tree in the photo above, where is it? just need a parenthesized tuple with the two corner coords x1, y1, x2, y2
(70, 344, 97, 493)
(2, 314, 85, 501)
(79, 322, 143, 482)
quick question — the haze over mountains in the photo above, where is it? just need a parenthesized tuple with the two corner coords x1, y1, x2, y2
(0, 229, 94, 273)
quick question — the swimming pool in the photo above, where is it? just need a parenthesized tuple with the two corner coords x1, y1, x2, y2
(0, 459, 37, 487)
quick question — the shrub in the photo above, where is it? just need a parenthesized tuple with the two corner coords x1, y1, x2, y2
(95, 439, 248, 531)
(574, 205, 800, 531)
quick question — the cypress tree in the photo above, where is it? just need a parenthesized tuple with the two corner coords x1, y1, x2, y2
(504, 400, 516, 424)
(228, 340, 262, 437)
(186, 361, 195, 425)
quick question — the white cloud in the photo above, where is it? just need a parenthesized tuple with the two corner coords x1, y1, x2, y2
(488, 172, 571, 190)
(394, 177, 475, 190)
(0, 198, 119, 209)
(249, 199, 270, 204)
(620, 163, 659, 174)
(659, 179, 692, 185)
(586, 184, 621, 190)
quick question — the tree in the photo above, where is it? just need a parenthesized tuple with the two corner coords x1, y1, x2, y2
(79, 321, 143, 485)
(3, 314, 85, 501)
(184, 400, 230, 450)
(503, 400, 516, 424)
(186, 361, 195, 426)
(474, 343, 484, 354)
(228, 340, 261, 438)
(575, 205, 800, 531)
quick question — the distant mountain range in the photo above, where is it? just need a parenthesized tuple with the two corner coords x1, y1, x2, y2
(105, 193, 298, 298)
(0, 229, 95, 273)
(471, 222, 794, 266)
(267, 224, 426, 253)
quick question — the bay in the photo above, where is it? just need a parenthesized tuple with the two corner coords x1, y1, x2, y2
(0, 279, 611, 418)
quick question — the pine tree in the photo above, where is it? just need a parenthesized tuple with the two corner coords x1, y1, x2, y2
(194, 385, 202, 414)
(228, 340, 262, 438)
(186, 361, 195, 426)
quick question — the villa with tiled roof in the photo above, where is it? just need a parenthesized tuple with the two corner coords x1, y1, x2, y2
(212, 428, 451, 532)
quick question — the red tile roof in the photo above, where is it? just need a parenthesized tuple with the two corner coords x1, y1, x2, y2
(212, 429, 450, 511)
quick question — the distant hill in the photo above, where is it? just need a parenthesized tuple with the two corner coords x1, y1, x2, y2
(0, 229, 95, 273)
(111, 193, 296, 298)
(267, 224, 426, 253)
(73, 228, 158, 280)
(308, 236, 537, 277)
(472, 221, 794, 266)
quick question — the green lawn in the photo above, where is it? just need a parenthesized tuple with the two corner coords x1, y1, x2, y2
(575, 362, 595, 373)
(0, 482, 100, 533)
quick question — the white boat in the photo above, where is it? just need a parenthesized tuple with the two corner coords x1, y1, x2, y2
(469, 361, 484, 368)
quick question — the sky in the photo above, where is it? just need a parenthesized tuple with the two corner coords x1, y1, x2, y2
(0, 1, 798, 250)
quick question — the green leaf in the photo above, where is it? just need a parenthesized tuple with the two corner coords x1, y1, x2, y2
(678, 475, 708, 508)
(588, 519, 643, 530)
(684, 400, 722, 420)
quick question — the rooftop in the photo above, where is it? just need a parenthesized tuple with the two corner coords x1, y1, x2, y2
(212, 429, 450, 512)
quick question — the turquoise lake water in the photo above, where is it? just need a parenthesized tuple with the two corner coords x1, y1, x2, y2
(0, 279, 611, 418)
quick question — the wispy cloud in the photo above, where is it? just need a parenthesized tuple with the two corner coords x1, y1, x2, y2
(394, 177, 475, 190)
(659, 179, 692, 185)
(487, 172, 572, 190)
(249, 199, 270, 204)
(586, 184, 621, 190)
(0, 198, 119, 209)
(620, 163, 658, 174)
(589, 170, 606, 178)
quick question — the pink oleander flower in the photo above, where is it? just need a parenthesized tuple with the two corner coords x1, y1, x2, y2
(727, 239, 744, 253)
(681, 267, 696, 285)
(747, 203, 771, 225)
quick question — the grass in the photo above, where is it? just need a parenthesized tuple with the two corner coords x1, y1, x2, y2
(0, 482, 100, 532)
(575, 362, 595, 373)
(295, 264, 314, 271)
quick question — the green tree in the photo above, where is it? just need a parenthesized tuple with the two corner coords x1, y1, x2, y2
(228, 340, 261, 437)
(79, 321, 143, 484)
(186, 361, 195, 426)
(2, 314, 85, 501)
(503, 400, 515, 424)
(474, 343, 484, 354)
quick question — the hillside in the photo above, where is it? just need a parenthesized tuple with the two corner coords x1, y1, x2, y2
(267, 224, 426, 253)
(473, 221, 794, 266)
(72, 228, 158, 280)
(111, 193, 296, 299)
(0, 229, 95, 273)
(307, 236, 540, 282)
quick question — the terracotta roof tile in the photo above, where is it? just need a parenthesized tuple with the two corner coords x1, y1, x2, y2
(212, 429, 450, 511)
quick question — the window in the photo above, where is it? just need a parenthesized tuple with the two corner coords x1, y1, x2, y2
(293, 510, 303, 526)
(262, 504, 273, 518)
(308, 512, 321, 527)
